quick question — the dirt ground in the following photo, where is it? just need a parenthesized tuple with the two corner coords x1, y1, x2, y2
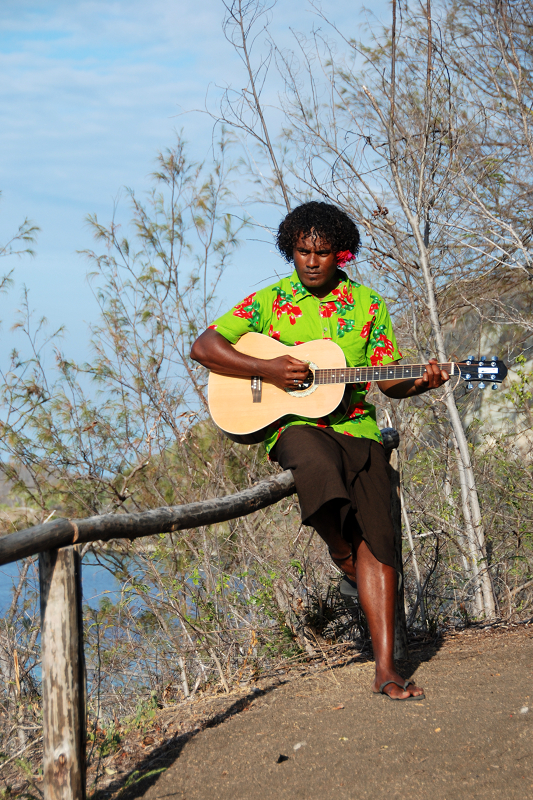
(88, 623, 533, 800)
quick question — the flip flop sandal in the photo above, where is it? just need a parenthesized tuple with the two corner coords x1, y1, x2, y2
(339, 576, 359, 599)
(374, 679, 425, 701)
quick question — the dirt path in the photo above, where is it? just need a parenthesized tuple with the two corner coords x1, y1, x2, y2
(106, 625, 533, 800)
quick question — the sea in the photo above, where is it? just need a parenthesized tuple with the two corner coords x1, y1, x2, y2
(0, 556, 121, 614)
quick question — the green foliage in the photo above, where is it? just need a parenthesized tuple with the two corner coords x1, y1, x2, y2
(87, 723, 122, 757)
(129, 694, 159, 732)
(503, 355, 533, 420)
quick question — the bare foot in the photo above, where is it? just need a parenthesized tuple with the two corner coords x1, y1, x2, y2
(372, 669, 424, 700)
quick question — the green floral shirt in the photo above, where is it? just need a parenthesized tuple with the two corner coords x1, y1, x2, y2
(210, 270, 402, 453)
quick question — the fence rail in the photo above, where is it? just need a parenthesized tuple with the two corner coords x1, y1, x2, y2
(0, 471, 296, 566)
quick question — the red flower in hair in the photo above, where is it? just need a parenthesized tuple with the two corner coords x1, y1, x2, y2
(336, 250, 355, 267)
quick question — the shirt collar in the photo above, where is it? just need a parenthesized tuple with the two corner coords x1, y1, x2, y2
(289, 269, 350, 302)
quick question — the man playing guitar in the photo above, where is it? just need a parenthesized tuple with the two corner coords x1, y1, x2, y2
(191, 201, 448, 700)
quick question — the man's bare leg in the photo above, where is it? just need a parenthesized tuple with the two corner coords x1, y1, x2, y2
(308, 503, 422, 698)
(354, 535, 423, 700)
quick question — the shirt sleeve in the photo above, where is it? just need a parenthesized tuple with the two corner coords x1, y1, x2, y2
(208, 290, 266, 344)
(366, 293, 402, 367)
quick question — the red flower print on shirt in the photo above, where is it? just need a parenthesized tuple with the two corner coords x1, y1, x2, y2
(288, 306, 303, 324)
(290, 279, 305, 297)
(360, 321, 372, 339)
(268, 325, 281, 340)
(369, 293, 381, 315)
(272, 288, 303, 325)
(234, 293, 256, 314)
(274, 423, 289, 443)
(368, 323, 395, 365)
(337, 318, 356, 338)
(319, 301, 337, 318)
(233, 293, 260, 328)
(208, 324, 217, 330)
(331, 284, 354, 311)
(347, 402, 365, 420)
(370, 335, 395, 365)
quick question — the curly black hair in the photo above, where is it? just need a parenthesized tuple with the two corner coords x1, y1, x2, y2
(276, 201, 361, 263)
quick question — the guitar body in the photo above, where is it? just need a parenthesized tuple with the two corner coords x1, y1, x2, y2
(208, 333, 347, 439)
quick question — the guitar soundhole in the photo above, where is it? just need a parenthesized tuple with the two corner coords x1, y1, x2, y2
(293, 371, 314, 391)
(285, 365, 318, 398)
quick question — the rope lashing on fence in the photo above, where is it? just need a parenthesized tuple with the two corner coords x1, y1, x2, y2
(0, 428, 399, 567)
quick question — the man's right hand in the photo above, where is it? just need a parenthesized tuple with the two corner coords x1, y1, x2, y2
(261, 355, 310, 390)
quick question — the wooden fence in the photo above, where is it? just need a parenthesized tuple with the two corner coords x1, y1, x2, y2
(0, 427, 405, 800)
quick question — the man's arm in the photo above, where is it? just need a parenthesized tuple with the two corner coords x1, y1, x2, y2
(191, 328, 310, 391)
(377, 358, 449, 399)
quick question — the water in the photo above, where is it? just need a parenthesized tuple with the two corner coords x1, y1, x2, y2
(0, 557, 121, 614)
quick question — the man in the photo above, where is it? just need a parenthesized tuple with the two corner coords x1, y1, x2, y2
(191, 201, 448, 700)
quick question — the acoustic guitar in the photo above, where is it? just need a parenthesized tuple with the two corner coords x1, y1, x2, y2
(207, 332, 508, 444)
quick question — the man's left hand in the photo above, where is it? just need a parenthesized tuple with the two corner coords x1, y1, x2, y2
(378, 358, 450, 399)
(414, 358, 449, 394)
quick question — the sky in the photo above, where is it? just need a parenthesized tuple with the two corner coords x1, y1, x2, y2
(0, 0, 392, 363)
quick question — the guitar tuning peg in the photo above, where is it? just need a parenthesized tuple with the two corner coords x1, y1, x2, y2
(479, 382, 486, 390)
(467, 382, 474, 390)
(490, 355, 496, 362)
(480, 356, 486, 362)
(491, 383, 498, 391)
(467, 355, 475, 362)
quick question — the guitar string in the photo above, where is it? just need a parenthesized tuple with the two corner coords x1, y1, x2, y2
(313, 362, 456, 385)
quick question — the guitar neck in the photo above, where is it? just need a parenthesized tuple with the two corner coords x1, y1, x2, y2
(314, 362, 455, 385)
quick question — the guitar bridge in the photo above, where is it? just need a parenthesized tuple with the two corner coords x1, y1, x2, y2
(251, 376, 262, 403)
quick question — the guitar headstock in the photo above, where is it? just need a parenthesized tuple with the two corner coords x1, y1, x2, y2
(456, 356, 508, 390)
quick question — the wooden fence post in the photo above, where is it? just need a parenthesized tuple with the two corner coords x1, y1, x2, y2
(39, 546, 86, 800)
(388, 447, 409, 660)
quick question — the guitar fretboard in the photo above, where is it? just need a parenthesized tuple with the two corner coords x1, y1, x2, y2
(314, 362, 455, 385)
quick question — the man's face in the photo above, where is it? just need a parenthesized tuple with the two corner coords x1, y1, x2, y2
(293, 232, 339, 298)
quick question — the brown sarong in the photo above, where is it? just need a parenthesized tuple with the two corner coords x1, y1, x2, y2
(270, 426, 395, 569)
